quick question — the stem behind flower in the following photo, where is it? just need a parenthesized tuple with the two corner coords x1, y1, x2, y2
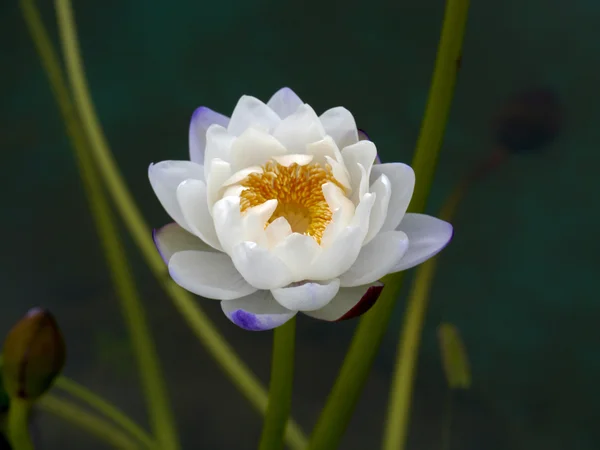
(307, 1, 471, 449)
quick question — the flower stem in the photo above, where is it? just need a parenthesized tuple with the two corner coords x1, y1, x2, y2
(258, 318, 297, 450)
(382, 2, 471, 449)
(307, 1, 470, 449)
(38, 394, 143, 449)
(23, 0, 307, 448)
(6, 399, 34, 450)
(24, 1, 180, 449)
(54, 377, 157, 449)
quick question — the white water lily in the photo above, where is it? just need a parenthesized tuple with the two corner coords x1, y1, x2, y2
(149, 87, 453, 331)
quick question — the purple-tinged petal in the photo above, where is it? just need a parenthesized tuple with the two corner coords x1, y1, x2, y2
(302, 281, 384, 322)
(267, 87, 304, 119)
(221, 291, 296, 331)
(189, 107, 230, 165)
(153, 222, 214, 265)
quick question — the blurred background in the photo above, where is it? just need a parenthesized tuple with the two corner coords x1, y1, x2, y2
(1, 0, 599, 449)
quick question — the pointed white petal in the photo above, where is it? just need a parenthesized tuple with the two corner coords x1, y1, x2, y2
(363, 173, 392, 244)
(341, 141, 378, 203)
(265, 217, 292, 248)
(222, 166, 263, 187)
(204, 124, 236, 179)
(272, 104, 326, 153)
(319, 107, 359, 150)
(241, 200, 278, 247)
(391, 213, 453, 272)
(267, 87, 304, 119)
(212, 196, 244, 254)
(169, 250, 257, 300)
(306, 136, 344, 166)
(153, 222, 214, 264)
(189, 107, 230, 164)
(303, 281, 384, 321)
(206, 159, 232, 209)
(307, 193, 375, 280)
(231, 241, 293, 289)
(272, 233, 321, 280)
(320, 182, 355, 248)
(371, 163, 415, 232)
(149, 161, 205, 232)
(221, 291, 296, 331)
(272, 279, 340, 311)
(339, 231, 408, 287)
(227, 95, 281, 136)
(230, 127, 288, 172)
(272, 154, 314, 167)
(176, 179, 222, 250)
(324, 155, 351, 190)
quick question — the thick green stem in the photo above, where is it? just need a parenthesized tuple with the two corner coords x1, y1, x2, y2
(307, 1, 470, 449)
(258, 318, 297, 450)
(6, 399, 34, 450)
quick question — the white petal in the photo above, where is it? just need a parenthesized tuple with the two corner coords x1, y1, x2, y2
(265, 217, 292, 248)
(391, 213, 453, 272)
(307, 193, 375, 280)
(267, 87, 304, 119)
(339, 231, 408, 287)
(272, 279, 340, 311)
(324, 155, 351, 190)
(153, 222, 213, 264)
(272, 154, 314, 167)
(169, 250, 257, 300)
(206, 159, 232, 208)
(272, 104, 326, 153)
(341, 141, 378, 203)
(272, 233, 321, 281)
(149, 161, 205, 233)
(303, 281, 384, 321)
(230, 127, 288, 172)
(221, 291, 296, 331)
(227, 95, 281, 137)
(241, 200, 278, 247)
(371, 163, 415, 232)
(222, 166, 263, 187)
(231, 241, 293, 289)
(212, 196, 244, 254)
(204, 125, 236, 179)
(363, 173, 392, 244)
(306, 136, 344, 166)
(320, 182, 355, 248)
(176, 179, 223, 250)
(189, 107, 230, 165)
(319, 107, 359, 150)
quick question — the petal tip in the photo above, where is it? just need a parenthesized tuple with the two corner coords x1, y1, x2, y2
(229, 309, 271, 331)
(336, 281, 384, 321)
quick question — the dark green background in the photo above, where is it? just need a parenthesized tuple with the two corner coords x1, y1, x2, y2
(1, 0, 598, 449)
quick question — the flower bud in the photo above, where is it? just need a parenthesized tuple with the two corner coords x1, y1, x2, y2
(2, 308, 66, 401)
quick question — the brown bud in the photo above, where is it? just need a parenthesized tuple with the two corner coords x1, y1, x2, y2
(2, 308, 66, 401)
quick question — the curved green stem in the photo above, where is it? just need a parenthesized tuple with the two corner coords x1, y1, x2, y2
(307, 2, 470, 449)
(39, 395, 142, 449)
(54, 377, 156, 449)
(6, 399, 34, 450)
(258, 318, 296, 450)
(382, 2, 471, 449)
(34, 0, 308, 448)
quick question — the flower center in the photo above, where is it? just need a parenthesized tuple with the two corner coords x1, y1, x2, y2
(239, 160, 344, 244)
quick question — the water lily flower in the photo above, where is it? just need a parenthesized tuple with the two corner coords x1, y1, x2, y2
(149, 88, 453, 331)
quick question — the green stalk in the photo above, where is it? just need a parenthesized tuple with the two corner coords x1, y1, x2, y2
(39, 395, 142, 449)
(22, 1, 180, 448)
(6, 399, 34, 450)
(258, 318, 297, 450)
(307, 1, 470, 449)
(24, 0, 307, 447)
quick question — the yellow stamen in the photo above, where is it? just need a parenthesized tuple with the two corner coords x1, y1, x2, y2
(239, 160, 344, 244)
